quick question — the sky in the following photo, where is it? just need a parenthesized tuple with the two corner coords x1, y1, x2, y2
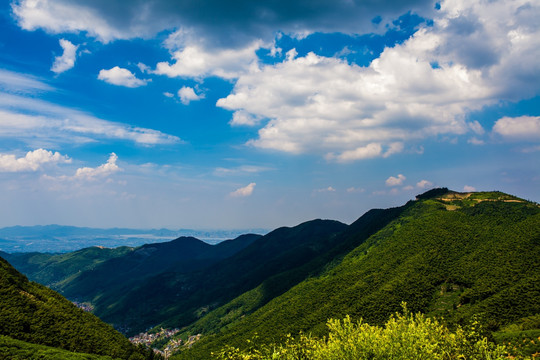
(0, 0, 539, 230)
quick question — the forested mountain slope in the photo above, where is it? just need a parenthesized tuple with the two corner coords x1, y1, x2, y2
(94, 219, 348, 334)
(178, 190, 540, 359)
(0, 256, 153, 359)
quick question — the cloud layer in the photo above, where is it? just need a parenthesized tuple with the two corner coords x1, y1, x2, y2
(216, 0, 540, 160)
(12, 0, 434, 45)
(0, 70, 180, 146)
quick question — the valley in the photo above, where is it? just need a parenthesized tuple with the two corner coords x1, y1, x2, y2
(1, 189, 539, 359)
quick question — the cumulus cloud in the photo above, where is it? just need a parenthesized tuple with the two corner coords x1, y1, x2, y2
(216, 0, 540, 160)
(463, 185, 476, 192)
(416, 179, 433, 188)
(326, 143, 383, 162)
(493, 116, 540, 140)
(0, 149, 71, 172)
(229, 111, 262, 126)
(74, 153, 120, 180)
(230, 182, 256, 197)
(386, 174, 406, 186)
(155, 40, 262, 79)
(178, 86, 204, 105)
(98, 66, 148, 87)
(51, 39, 78, 74)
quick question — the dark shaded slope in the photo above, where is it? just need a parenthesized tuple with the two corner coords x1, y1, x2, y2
(0, 256, 149, 359)
(95, 220, 348, 334)
(60, 234, 260, 301)
(180, 192, 540, 359)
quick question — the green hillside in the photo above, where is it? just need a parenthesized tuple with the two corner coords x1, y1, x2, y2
(0, 256, 155, 359)
(176, 190, 540, 359)
(3, 246, 133, 290)
(0, 335, 118, 360)
(94, 220, 348, 334)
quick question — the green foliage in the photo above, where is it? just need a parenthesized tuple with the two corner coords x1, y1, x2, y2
(212, 306, 508, 360)
(4, 246, 133, 290)
(0, 335, 114, 360)
(96, 220, 348, 334)
(0, 257, 154, 359)
(178, 193, 540, 359)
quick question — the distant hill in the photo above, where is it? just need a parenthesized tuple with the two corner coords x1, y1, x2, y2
(91, 219, 348, 334)
(174, 190, 540, 359)
(0, 225, 267, 253)
(0, 256, 154, 359)
(60, 234, 261, 300)
(5, 234, 260, 306)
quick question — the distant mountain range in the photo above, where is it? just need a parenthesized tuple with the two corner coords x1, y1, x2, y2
(0, 225, 268, 253)
(1, 188, 539, 359)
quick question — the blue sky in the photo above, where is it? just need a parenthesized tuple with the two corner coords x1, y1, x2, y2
(0, 0, 538, 229)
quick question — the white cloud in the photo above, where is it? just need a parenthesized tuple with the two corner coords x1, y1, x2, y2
(155, 39, 262, 80)
(229, 110, 262, 126)
(468, 137, 484, 145)
(178, 86, 204, 105)
(12, 0, 137, 43)
(216, 0, 540, 160)
(163, 92, 174, 98)
(316, 186, 336, 193)
(230, 182, 256, 197)
(347, 187, 365, 193)
(0, 107, 180, 146)
(214, 165, 272, 176)
(51, 39, 78, 74)
(386, 174, 406, 186)
(98, 66, 148, 88)
(0, 149, 70, 172)
(383, 142, 405, 158)
(493, 116, 540, 140)
(0, 72, 181, 146)
(74, 153, 120, 180)
(326, 143, 383, 162)
(468, 120, 485, 135)
(0, 69, 53, 93)
(416, 179, 433, 189)
(463, 185, 476, 192)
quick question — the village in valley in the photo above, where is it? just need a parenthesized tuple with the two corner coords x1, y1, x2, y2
(129, 328, 201, 358)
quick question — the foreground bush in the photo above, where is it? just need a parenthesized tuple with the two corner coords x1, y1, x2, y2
(214, 306, 508, 360)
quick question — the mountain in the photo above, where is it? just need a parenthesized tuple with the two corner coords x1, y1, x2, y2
(0, 225, 267, 253)
(60, 234, 261, 301)
(5, 234, 260, 306)
(2, 246, 133, 290)
(91, 219, 348, 334)
(0, 255, 154, 359)
(174, 190, 540, 359)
